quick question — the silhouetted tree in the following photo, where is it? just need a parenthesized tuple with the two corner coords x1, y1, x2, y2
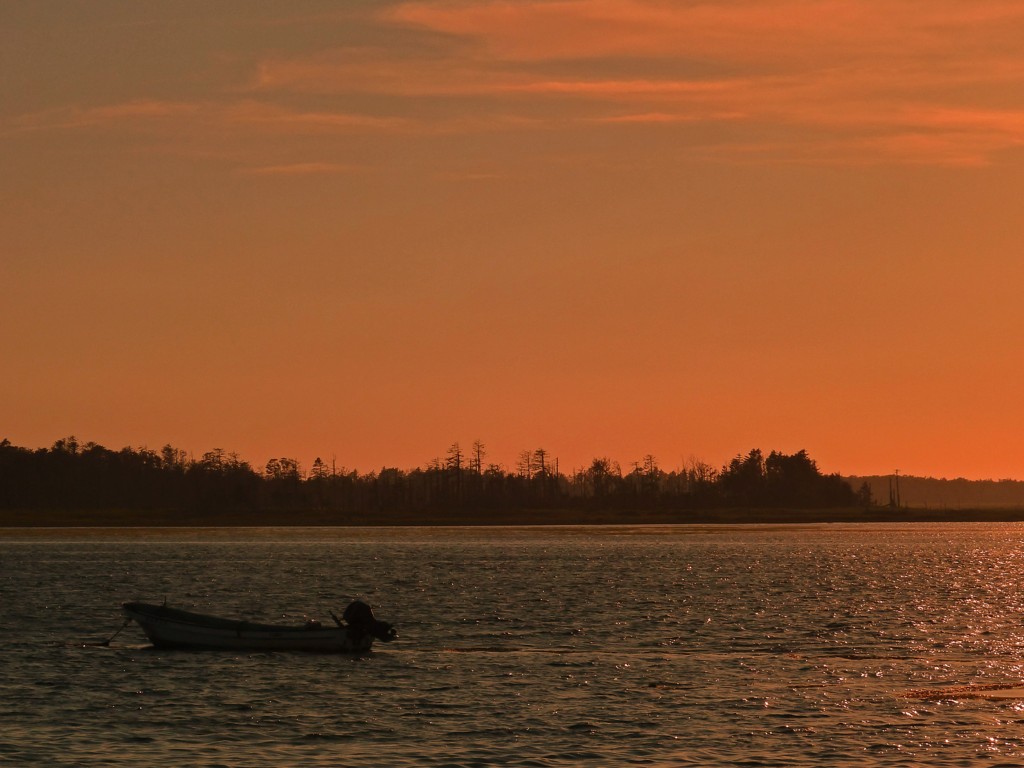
(470, 440, 486, 474)
(584, 457, 619, 505)
(720, 449, 765, 505)
(0, 437, 861, 517)
(856, 481, 874, 509)
(446, 443, 463, 473)
(764, 450, 820, 505)
(516, 450, 534, 479)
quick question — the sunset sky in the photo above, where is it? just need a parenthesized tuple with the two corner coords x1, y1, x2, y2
(3, 1, 1023, 480)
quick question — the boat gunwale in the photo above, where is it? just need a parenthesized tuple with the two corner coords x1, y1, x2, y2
(123, 602, 349, 636)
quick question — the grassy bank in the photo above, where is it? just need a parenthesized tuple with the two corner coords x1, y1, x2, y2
(4, 506, 1024, 528)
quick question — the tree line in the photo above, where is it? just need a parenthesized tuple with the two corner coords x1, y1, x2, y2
(0, 437, 861, 516)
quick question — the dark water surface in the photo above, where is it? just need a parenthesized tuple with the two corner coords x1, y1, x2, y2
(4, 523, 1024, 766)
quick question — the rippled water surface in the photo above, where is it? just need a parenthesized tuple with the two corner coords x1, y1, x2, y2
(5, 523, 1024, 766)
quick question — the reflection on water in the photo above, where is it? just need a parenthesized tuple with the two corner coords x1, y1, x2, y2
(4, 523, 1024, 766)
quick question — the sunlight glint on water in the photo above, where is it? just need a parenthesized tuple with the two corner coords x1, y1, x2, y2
(4, 524, 1024, 766)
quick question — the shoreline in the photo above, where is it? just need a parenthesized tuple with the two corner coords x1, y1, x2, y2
(4, 506, 1024, 528)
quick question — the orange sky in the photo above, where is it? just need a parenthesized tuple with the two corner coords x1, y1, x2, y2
(3, 1, 1023, 480)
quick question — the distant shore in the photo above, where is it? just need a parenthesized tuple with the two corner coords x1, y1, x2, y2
(4, 507, 1024, 528)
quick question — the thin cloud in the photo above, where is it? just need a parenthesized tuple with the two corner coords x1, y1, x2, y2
(505, 79, 745, 97)
(252, 49, 527, 97)
(222, 101, 408, 133)
(4, 99, 407, 138)
(596, 111, 745, 124)
(2, 100, 202, 136)
(375, 0, 1024, 164)
(9, 1, 1023, 167)
(435, 170, 507, 181)
(387, 0, 1024, 63)
(239, 162, 363, 176)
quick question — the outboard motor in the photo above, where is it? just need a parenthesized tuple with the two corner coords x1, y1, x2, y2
(343, 600, 397, 642)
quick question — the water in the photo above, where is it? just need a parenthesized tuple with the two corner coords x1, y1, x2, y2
(4, 523, 1024, 766)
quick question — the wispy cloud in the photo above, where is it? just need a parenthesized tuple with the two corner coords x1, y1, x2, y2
(435, 170, 507, 181)
(371, 0, 1024, 164)
(238, 162, 363, 176)
(2, 100, 202, 136)
(221, 101, 408, 133)
(8, 1, 1024, 167)
(3, 99, 406, 138)
(386, 0, 1024, 64)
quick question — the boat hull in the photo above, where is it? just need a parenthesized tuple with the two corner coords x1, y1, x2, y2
(123, 602, 377, 653)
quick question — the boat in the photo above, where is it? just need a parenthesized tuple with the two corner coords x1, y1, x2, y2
(122, 600, 396, 653)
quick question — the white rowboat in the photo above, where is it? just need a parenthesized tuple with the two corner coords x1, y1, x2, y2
(122, 600, 395, 653)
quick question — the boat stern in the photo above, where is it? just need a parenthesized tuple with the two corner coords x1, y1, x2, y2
(343, 600, 397, 643)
